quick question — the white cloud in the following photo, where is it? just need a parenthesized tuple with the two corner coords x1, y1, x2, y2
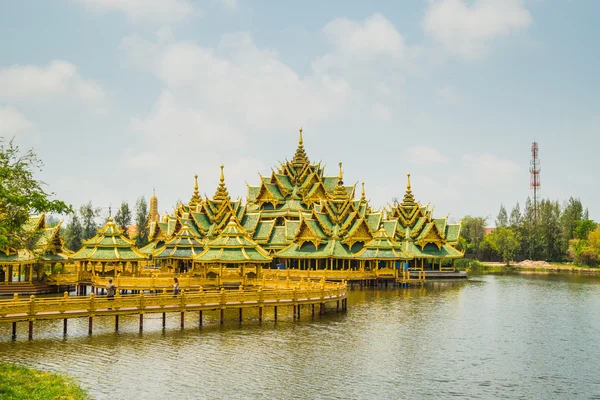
(323, 13, 407, 60)
(404, 146, 449, 165)
(461, 153, 520, 185)
(0, 60, 105, 102)
(314, 13, 420, 77)
(73, 0, 193, 23)
(0, 106, 34, 136)
(423, 0, 532, 59)
(123, 32, 352, 135)
(219, 0, 237, 9)
(371, 103, 392, 122)
(437, 85, 463, 105)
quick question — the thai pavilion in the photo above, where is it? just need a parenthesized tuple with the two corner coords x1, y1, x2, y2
(142, 129, 463, 275)
(69, 217, 147, 276)
(0, 214, 70, 283)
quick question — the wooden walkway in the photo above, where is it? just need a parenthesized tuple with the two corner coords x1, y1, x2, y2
(0, 282, 347, 339)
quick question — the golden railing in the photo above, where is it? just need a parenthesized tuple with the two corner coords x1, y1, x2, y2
(0, 280, 347, 324)
(263, 268, 400, 281)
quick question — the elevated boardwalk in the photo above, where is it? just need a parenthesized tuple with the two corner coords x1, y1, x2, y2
(0, 281, 347, 339)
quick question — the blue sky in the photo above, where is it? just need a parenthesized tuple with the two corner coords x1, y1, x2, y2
(0, 0, 598, 224)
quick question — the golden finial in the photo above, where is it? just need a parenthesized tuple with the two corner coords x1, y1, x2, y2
(361, 181, 365, 198)
(194, 174, 198, 191)
(407, 173, 411, 190)
(299, 127, 303, 144)
(338, 162, 343, 181)
(220, 164, 225, 182)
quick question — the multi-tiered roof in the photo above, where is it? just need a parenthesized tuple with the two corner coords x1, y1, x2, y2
(142, 129, 462, 265)
(70, 217, 147, 263)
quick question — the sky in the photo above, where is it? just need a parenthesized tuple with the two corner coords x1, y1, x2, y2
(0, 0, 598, 224)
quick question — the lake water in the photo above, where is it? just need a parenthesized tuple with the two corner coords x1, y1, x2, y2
(2, 273, 600, 399)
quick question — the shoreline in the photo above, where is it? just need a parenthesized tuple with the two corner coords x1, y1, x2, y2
(477, 262, 599, 274)
(0, 362, 88, 400)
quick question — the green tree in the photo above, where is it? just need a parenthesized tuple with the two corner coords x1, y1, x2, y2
(135, 196, 149, 248)
(509, 202, 521, 229)
(64, 214, 83, 251)
(461, 216, 487, 259)
(490, 227, 520, 264)
(561, 197, 583, 250)
(0, 138, 72, 248)
(496, 204, 508, 228)
(520, 197, 542, 260)
(538, 199, 563, 261)
(114, 201, 132, 236)
(80, 202, 100, 241)
(576, 219, 597, 240)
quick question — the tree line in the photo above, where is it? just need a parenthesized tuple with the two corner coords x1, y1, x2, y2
(460, 197, 598, 266)
(63, 198, 150, 251)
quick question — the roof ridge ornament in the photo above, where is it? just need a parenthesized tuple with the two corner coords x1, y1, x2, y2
(213, 164, 231, 202)
(189, 174, 202, 206)
(291, 127, 309, 169)
(401, 172, 417, 207)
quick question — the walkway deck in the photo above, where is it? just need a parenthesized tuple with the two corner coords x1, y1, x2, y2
(0, 281, 347, 339)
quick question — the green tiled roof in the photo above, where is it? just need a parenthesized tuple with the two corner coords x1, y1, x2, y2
(70, 218, 147, 262)
(153, 226, 204, 260)
(401, 242, 463, 259)
(445, 224, 461, 244)
(195, 217, 272, 263)
(434, 218, 447, 234)
(242, 213, 261, 233)
(0, 249, 34, 264)
(247, 186, 260, 202)
(322, 176, 338, 192)
(284, 220, 300, 240)
(366, 213, 382, 232)
(254, 220, 275, 242)
(191, 212, 211, 232)
(267, 226, 289, 247)
(276, 240, 354, 259)
(355, 229, 410, 260)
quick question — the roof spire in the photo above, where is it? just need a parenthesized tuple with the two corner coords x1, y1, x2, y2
(361, 181, 366, 200)
(337, 162, 344, 185)
(213, 164, 230, 202)
(402, 172, 416, 206)
(189, 174, 201, 206)
(291, 127, 309, 168)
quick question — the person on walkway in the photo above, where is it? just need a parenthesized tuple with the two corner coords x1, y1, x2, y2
(106, 279, 117, 310)
(173, 277, 180, 296)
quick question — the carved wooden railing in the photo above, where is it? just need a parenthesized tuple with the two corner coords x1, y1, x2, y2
(0, 280, 347, 324)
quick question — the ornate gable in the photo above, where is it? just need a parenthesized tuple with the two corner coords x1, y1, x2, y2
(294, 216, 322, 248)
(416, 222, 445, 249)
(342, 218, 374, 247)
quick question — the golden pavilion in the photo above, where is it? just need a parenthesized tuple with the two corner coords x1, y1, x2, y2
(142, 129, 463, 278)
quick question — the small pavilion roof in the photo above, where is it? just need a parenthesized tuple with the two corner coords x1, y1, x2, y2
(194, 217, 272, 263)
(70, 218, 148, 263)
(355, 228, 411, 260)
(154, 226, 204, 260)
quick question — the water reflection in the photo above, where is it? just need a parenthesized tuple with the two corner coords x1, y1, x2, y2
(2, 274, 600, 399)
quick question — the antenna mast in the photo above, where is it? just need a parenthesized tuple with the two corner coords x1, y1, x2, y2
(530, 142, 541, 219)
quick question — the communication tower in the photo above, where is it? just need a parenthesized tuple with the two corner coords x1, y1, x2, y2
(530, 142, 541, 218)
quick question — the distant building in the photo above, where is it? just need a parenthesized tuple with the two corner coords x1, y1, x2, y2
(484, 227, 496, 236)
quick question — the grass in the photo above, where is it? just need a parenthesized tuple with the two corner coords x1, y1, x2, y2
(0, 362, 89, 400)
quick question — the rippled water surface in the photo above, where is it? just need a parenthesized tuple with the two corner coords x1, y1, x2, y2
(2, 273, 600, 399)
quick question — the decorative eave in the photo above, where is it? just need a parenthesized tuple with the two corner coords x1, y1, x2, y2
(293, 216, 323, 248)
